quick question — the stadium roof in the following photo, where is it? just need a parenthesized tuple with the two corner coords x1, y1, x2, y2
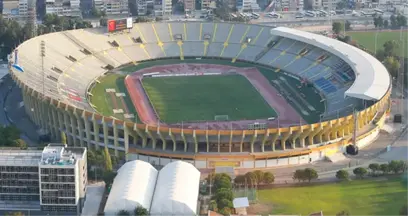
(150, 161, 200, 216)
(271, 27, 391, 101)
(104, 160, 158, 215)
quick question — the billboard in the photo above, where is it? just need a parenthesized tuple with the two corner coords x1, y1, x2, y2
(107, 17, 133, 33)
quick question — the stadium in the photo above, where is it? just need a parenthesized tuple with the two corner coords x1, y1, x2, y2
(9, 22, 392, 169)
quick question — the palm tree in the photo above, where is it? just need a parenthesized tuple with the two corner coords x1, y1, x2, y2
(117, 210, 131, 216)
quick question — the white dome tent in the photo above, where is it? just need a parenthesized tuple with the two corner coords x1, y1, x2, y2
(150, 161, 200, 216)
(104, 160, 158, 216)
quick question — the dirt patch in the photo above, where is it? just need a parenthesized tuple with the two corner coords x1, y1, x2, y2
(247, 203, 274, 215)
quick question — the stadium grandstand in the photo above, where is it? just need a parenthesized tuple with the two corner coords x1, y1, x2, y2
(104, 160, 200, 216)
(8, 22, 391, 169)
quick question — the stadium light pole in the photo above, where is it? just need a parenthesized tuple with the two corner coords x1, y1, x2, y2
(398, 26, 405, 118)
(374, 27, 381, 55)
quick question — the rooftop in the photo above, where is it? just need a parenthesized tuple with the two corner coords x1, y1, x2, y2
(40, 144, 86, 166)
(0, 149, 42, 166)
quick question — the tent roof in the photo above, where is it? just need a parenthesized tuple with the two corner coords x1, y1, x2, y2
(104, 160, 158, 215)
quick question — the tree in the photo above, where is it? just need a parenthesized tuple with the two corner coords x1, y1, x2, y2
(391, 14, 398, 28)
(396, 14, 407, 28)
(293, 169, 305, 182)
(304, 168, 318, 182)
(263, 172, 275, 184)
(0, 126, 22, 147)
(383, 56, 400, 78)
(104, 147, 113, 171)
(208, 200, 218, 211)
(134, 206, 148, 216)
(368, 163, 380, 176)
(14, 139, 27, 149)
(353, 167, 368, 179)
(336, 169, 349, 181)
(336, 210, 350, 216)
(332, 22, 344, 35)
(253, 170, 264, 185)
(214, 176, 232, 190)
(345, 20, 352, 31)
(380, 163, 389, 174)
(218, 207, 232, 216)
(400, 204, 408, 216)
(116, 210, 131, 216)
(61, 131, 67, 144)
(102, 170, 116, 187)
(374, 15, 384, 28)
(383, 40, 399, 57)
(215, 188, 233, 203)
(388, 160, 404, 174)
(218, 198, 233, 209)
(244, 172, 258, 186)
(376, 49, 387, 61)
(5, 212, 25, 216)
(234, 175, 245, 185)
(384, 20, 389, 29)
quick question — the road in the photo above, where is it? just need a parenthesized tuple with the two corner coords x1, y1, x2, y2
(0, 74, 39, 146)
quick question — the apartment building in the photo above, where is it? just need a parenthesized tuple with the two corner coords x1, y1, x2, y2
(236, 0, 260, 11)
(321, 0, 336, 10)
(0, 144, 87, 215)
(281, 0, 303, 11)
(1, 0, 19, 17)
(201, 0, 211, 9)
(183, 0, 195, 11)
(45, 0, 81, 17)
(94, 0, 129, 15)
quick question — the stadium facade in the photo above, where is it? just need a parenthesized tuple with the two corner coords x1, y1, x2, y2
(9, 22, 391, 169)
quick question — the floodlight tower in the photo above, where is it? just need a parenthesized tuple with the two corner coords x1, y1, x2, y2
(398, 27, 405, 122)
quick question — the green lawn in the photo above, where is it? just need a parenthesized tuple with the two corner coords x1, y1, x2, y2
(346, 30, 408, 57)
(89, 74, 139, 121)
(257, 177, 408, 216)
(90, 58, 325, 124)
(122, 59, 325, 123)
(141, 74, 277, 123)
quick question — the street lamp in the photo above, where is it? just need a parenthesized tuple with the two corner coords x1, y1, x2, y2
(374, 28, 380, 55)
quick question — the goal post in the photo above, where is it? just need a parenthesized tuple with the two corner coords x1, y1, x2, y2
(214, 115, 229, 121)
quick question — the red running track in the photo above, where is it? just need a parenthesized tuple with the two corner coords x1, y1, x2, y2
(124, 75, 159, 125)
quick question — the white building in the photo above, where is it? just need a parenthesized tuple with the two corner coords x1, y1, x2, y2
(94, 0, 129, 15)
(39, 144, 87, 213)
(152, 0, 171, 16)
(45, 0, 81, 17)
(236, 0, 260, 12)
(104, 160, 200, 216)
(281, 0, 303, 11)
(1, 0, 19, 17)
(0, 144, 87, 215)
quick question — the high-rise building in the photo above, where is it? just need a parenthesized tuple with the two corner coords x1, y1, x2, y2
(0, 144, 87, 215)
(45, 0, 81, 17)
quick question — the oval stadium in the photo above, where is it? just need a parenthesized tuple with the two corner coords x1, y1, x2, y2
(9, 22, 392, 169)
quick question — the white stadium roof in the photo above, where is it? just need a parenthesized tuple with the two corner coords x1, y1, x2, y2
(271, 27, 391, 101)
(104, 160, 158, 215)
(150, 161, 200, 216)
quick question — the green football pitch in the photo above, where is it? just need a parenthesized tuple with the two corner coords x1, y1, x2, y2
(346, 30, 408, 57)
(142, 74, 277, 123)
(89, 59, 325, 124)
(256, 177, 407, 216)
